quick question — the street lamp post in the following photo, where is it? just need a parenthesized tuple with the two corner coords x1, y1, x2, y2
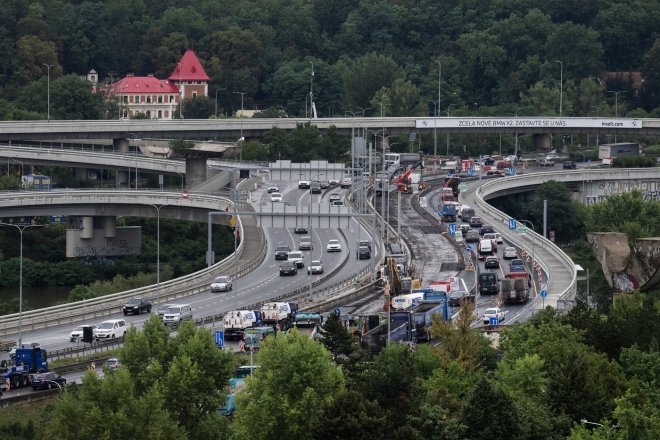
(606, 90, 627, 117)
(234, 91, 246, 160)
(0, 222, 47, 346)
(44, 64, 54, 121)
(590, 105, 600, 146)
(436, 60, 442, 159)
(147, 205, 164, 306)
(556, 60, 563, 117)
(517, 219, 537, 296)
(309, 61, 315, 119)
(580, 420, 619, 437)
(446, 104, 456, 156)
(214, 88, 226, 117)
(429, 100, 439, 159)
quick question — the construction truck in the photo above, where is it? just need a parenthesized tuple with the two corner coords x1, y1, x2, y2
(260, 302, 298, 330)
(443, 176, 461, 198)
(394, 161, 424, 194)
(292, 312, 323, 339)
(1, 347, 48, 389)
(440, 202, 457, 222)
(386, 256, 421, 297)
(500, 270, 531, 304)
(223, 310, 263, 341)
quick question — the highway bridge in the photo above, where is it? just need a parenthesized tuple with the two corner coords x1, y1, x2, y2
(0, 117, 658, 142)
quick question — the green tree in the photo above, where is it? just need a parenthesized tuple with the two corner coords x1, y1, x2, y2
(342, 52, 402, 109)
(233, 329, 344, 440)
(42, 371, 186, 439)
(309, 389, 387, 440)
(528, 180, 583, 243)
(461, 378, 520, 440)
(181, 95, 214, 119)
(318, 312, 356, 361)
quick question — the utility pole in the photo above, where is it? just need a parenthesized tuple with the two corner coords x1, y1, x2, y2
(436, 60, 441, 158)
(44, 64, 54, 121)
(556, 60, 563, 117)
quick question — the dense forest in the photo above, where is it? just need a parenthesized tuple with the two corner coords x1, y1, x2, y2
(0, 0, 659, 121)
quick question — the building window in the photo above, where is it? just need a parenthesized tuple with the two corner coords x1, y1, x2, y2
(157, 95, 163, 103)
(192, 92, 197, 98)
(158, 110, 162, 118)
(146, 96, 152, 104)
(122, 109, 128, 118)
(135, 95, 141, 104)
(122, 96, 128, 103)
(170, 95, 175, 102)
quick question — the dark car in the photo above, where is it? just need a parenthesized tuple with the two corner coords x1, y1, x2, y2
(479, 273, 500, 295)
(448, 290, 475, 307)
(294, 227, 308, 234)
(31, 372, 66, 390)
(122, 297, 152, 316)
(484, 256, 500, 269)
(469, 216, 483, 228)
(275, 245, 291, 260)
(279, 261, 298, 276)
(509, 258, 526, 272)
(479, 225, 495, 236)
(465, 229, 480, 243)
(357, 246, 371, 259)
(320, 181, 330, 189)
(563, 161, 577, 169)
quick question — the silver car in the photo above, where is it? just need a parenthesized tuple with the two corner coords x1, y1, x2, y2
(307, 260, 324, 274)
(211, 276, 232, 292)
(503, 246, 517, 259)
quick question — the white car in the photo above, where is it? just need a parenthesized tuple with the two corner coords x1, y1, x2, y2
(483, 307, 506, 325)
(211, 276, 232, 292)
(493, 232, 503, 244)
(287, 251, 305, 268)
(504, 155, 518, 163)
(326, 239, 342, 252)
(298, 179, 310, 189)
(94, 319, 128, 340)
(546, 153, 560, 161)
(267, 185, 279, 193)
(270, 192, 282, 202)
(340, 177, 353, 188)
(307, 260, 324, 274)
(69, 324, 97, 342)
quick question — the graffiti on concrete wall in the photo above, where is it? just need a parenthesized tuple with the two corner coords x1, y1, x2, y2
(589, 179, 660, 203)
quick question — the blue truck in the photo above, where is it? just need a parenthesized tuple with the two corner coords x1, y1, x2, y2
(440, 203, 458, 222)
(1, 347, 48, 389)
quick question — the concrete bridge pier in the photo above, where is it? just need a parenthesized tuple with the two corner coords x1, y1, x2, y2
(186, 158, 208, 189)
(113, 138, 129, 153)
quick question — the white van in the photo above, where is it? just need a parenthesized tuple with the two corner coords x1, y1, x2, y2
(162, 304, 193, 326)
(94, 319, 128, 340)
(478, 239, 493, 259)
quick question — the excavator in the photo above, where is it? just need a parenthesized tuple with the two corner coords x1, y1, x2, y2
(394, 160, 427, 194)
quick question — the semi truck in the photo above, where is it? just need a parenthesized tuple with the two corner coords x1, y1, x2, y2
(223, 310, 263, 340)
(500, 271, 531, 304)
(1, 347, 48, 389)
(260, 302, 298, 330)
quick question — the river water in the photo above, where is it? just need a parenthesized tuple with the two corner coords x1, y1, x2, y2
(0, 285, 72, 310)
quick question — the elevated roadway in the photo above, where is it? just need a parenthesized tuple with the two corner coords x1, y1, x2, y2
(0, 117, 658, 141)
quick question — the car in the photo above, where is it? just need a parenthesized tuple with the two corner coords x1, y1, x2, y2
(469, 216, 483, 228)
(287, 251, 305, 268)
(31, 372, 66, 390)
(482, 233, 498, 251)
(162, 304, 193, 325)
(307, 260, 324, 274)
(465, 229, 480, 243)
(459, 223, 471, 234)
(493, 232, 503, 244)
(358, 239, 371, 251)
(320, 181, 330, 189)
(299, 236, 313, 250)
(211, 276, 232, 292)
(326, 239, 342, 252)
(331, 200, 345, 207)
(310, 180, 322, 193)
(294, 226, 308, 234)
(270, 192, 283, 202)
(329, 193, 341, 203)
(510, 258, 526, 272)
(448, 290, 475, 307)
(479, 225, 495, 236)
(158, 303, 176, 318)
(94, 319, 128, 340)
(357, 245, 371, 259)
(279, 261, 298, 276)
(275, 245, 291, 260)
(267, 185, 279, 193)
(328, 178, 339, 185)
(340, 177, 353, 188)
(504, 155, 518, 163)
(122, 297, 152, 316)
(546, 153, 560, 160)
(563, 161, 577, 169)
(484, 255, 500, 269)
(298, 179, 310, 189)
(69, 324, 97, 342)
(104, 358, 122, 372)
(538, 159, 555, 167)
(483, 307, 506, 325)
(503, 246, 518, 259)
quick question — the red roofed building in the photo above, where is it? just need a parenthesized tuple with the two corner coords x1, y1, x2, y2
(108, 50, 209, 120)
(168, 49, 210, 101)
